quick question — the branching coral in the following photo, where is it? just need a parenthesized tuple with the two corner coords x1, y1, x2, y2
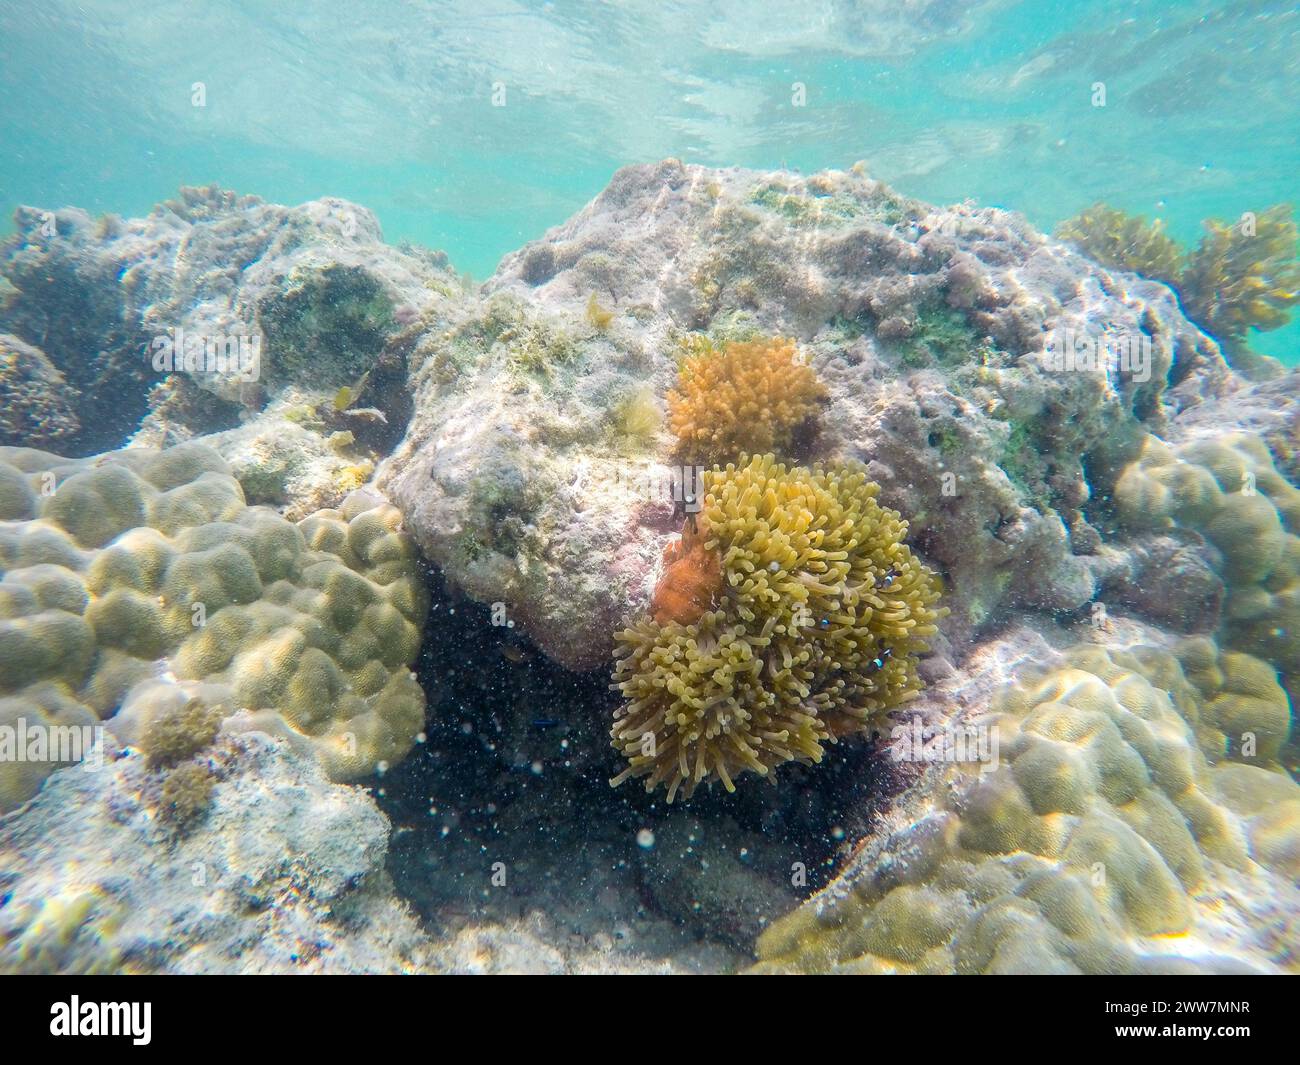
(667, 336, 826, 465)
(610, 454, 945, 801)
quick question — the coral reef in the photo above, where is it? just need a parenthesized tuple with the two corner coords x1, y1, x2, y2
(754, 638, 1299, 974)
(383, 159, 1235, 669)
(610, 454, 944, 801)
(1058, 202, 1299, 373)
(667, 336, 827, 464)
(0, 441, 429, 810)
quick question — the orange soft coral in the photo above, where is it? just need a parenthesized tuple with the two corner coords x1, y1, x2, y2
(667, 336, 826, 465)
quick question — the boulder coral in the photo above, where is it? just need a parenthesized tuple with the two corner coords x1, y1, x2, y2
(610, 453, 944, 801)
(1113, 430, 1300, 676)
(0, 441, 429, 810)
(754, 643, 1299, 974)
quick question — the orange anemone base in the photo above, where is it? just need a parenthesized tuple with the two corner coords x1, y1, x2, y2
(649, 520, 723, 626)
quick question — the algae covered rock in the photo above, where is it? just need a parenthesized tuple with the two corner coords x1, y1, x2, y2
(754, 640, 1299, 974)
(0, 441, 429, 810)
(0, 334, 80, 448)
(0, 729, 433, 974)
(0, 186, 458, 454)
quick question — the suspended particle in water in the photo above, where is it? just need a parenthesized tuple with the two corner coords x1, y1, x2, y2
(636, 828, 655, 849)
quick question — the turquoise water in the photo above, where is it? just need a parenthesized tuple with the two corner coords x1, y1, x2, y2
(2, 0, 1297, 356)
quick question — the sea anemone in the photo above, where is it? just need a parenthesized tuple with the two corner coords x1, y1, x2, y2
(610, 454, 945, 801)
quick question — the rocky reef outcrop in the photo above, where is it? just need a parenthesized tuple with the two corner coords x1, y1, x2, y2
(379, 159, 1238, 668)
(0, 184, 460, 456)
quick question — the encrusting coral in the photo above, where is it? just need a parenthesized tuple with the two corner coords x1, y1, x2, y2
(610, 453, 945, 802)
(667, 336, 827, 465)
(754, 642, 1299, 974)
(0, 441, 429, 810)
(1057, 202, 1299, 371)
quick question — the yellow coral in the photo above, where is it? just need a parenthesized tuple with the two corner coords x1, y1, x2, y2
(667, 336, 826, 465)
(1182, 205, 1300, 348)
(0, 442, 429, 809)
(610, 454, 944, 802)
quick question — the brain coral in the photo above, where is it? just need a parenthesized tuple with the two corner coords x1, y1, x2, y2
(667, 336, 826, 465)
(0, 442, 428, 810)
(1114, 430, 1300, 675)
(754, 643, 1300, 974)
(610, 453, 945, 802)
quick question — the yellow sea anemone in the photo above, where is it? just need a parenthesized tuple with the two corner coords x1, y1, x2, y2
(610, 454, 945, 801)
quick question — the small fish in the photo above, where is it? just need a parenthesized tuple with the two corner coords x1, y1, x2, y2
(867, 646, 893, 673)
(333, 369, 371, 411)
(532, 718, 560, 730)
(501, 644, 529, 664)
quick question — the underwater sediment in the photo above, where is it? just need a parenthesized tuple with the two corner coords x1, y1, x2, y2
(0, 161, 1296, 973)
